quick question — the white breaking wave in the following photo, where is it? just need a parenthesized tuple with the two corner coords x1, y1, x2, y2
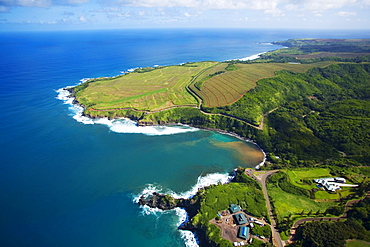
(56, 87, 198, 136)
(133, 172, 234, 247)
(238, 52, 267, 61)
(171, 172, 234, 199)
(175, 208, 199, 247)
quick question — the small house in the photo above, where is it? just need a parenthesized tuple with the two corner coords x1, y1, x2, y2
(229, 204, 241, 214)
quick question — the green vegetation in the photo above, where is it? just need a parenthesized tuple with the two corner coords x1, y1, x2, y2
(347, 240, 370, 247)
(266, 166, 370, 242)
(286, 168, 331, 190)
(71, 38, 370, 169)
(91, 39, 370, 247)
(267, 171, 336, 220)
(255, 38, 370, 64)
(225, 63, 238, 71)
(191, 170, 268, 247)
(251, 225, 271, 239)
(196, 62, 333, 107)
(292, 196, 370, 247)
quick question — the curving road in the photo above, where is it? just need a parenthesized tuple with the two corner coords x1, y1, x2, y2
(250, 169, 284, 247)
(288, 192, 370, 243)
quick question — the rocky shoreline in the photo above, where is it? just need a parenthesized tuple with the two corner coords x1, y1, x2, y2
(137, 191, 216, 247)
(137, 167, 253, 247)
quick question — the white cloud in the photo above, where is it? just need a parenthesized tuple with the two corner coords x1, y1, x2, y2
(79, 15, 87, 22)
(183, 11, 200, 17)
(264, 8, 285, 16)
(287, 0, 357, 12)
(337, 10, 357, 16)
(107, 0, 280, 10)
(0, 0, 90, 8)
(90, 7, 122, 12)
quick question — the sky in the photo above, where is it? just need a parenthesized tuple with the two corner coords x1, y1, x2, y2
(0, 0, 370, 31)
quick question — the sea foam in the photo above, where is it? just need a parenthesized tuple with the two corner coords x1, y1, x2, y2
(133, 172, 234, 247)
(238, 52, 267, 61)
(56, 87, 198, 136)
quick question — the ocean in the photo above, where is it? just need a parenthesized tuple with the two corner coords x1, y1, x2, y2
(1, 28, 369, 247)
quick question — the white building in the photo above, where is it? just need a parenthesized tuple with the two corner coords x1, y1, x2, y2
(313, 177, 354, 192)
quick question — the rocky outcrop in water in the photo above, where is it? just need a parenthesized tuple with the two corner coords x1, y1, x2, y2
(138, 192, 200, 219)
(138, 191, 215, 246)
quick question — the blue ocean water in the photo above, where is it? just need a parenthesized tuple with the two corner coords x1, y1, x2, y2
(1, 28, 369, 247)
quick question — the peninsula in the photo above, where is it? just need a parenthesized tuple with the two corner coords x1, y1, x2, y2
(68, 39, 370, 246)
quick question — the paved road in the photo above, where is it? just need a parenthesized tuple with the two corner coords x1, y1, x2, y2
(249, 169, 370, 246)
(288, 192, 370, 243)
(250, 169, 284, 247)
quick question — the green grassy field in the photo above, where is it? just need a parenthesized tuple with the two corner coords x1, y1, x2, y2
(286, 168, 332, 190)
(267, 183, 336, 220)
(74, 61, 217, 111)
(346, 240, 370, 247)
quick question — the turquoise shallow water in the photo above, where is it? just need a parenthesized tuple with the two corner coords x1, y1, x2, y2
(1, 28, 369, 247)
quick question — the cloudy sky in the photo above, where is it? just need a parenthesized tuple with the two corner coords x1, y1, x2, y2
(0, 0, 369, 30)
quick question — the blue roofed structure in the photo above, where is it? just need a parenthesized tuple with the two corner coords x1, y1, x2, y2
(238, 226, 250, 240)
(234, 213, 248, 225)
(229, 204, 241, 214)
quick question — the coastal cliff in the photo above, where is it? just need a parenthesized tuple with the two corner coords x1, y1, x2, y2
(137, 167, 267, 247)
(137, 191, 216, 246)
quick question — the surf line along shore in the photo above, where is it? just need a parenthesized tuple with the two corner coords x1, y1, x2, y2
(136, 163, 268, 247)
(58, 78, 267, 246)
(57, 84, 268, 166)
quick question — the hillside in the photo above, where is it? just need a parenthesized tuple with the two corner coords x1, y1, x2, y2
(70, 39, 370, 167)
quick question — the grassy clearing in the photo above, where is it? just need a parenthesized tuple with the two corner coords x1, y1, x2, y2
(347, 240, 370, 247)
(74, 61, 217, 111)
(267, 183, 335, 220)
(285, 168, 357, 200)
(285, 168, 331, 190)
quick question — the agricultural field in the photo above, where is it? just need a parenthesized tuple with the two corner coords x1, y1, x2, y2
(74, 59, 335, 113)
(193, 61, 334, 107)
(74, 61, 217, 111)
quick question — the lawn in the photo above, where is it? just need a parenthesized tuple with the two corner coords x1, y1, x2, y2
(267, 182, 335, 221)
(285, 168, 332, 190)
(285, 168, 356, 200)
